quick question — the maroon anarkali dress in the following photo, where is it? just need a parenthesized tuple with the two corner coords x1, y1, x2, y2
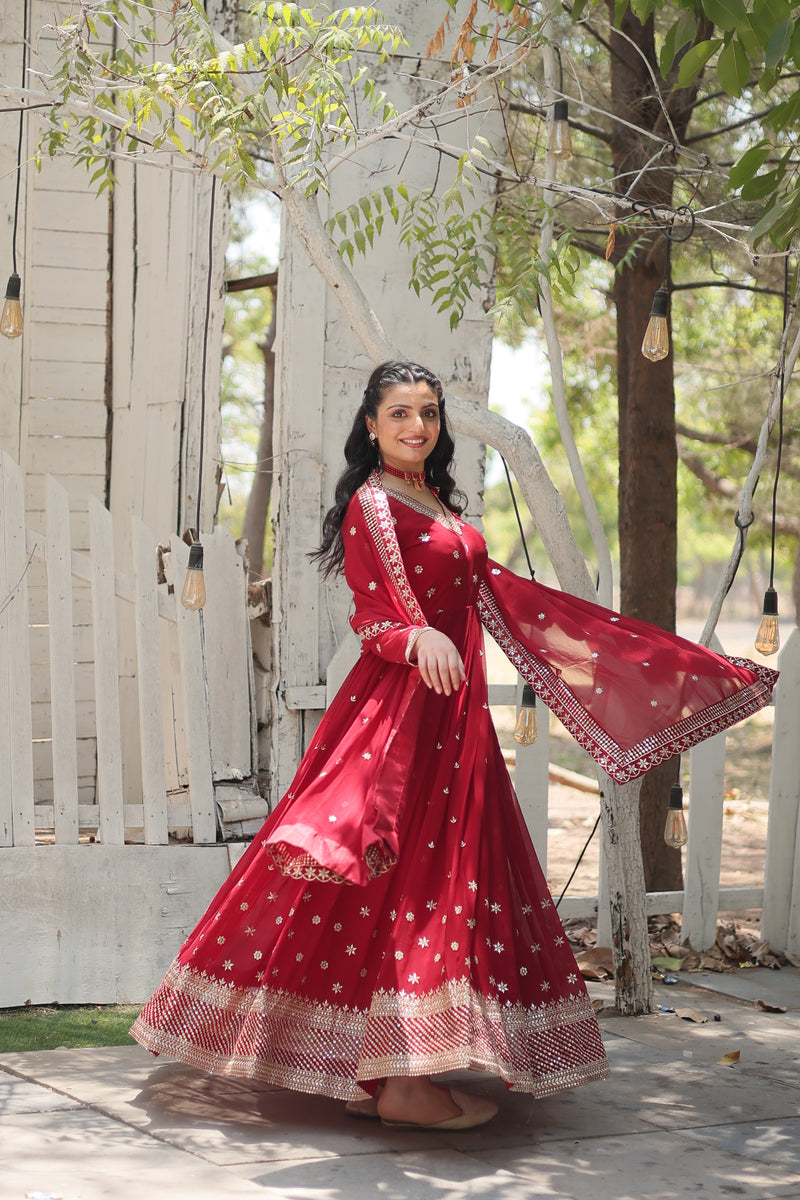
(131, 473, 777, 1101)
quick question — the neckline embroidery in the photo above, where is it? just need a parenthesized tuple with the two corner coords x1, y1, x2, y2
(381, 483, 463, 535)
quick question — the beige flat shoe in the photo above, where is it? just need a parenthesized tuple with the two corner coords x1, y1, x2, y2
(345, 1095, 381, 1119)
(380, 1088, 498, 1131)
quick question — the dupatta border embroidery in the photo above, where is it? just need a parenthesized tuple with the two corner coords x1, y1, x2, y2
(477, 580, 776, 784)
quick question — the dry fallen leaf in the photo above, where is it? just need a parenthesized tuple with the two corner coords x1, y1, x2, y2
(756, 999, 788, 1013)
(575, 946, 615, 980)
(717, 1050, 741, 1066)
(652, 955, 686, 973)
(675, 1007, 709, 1024)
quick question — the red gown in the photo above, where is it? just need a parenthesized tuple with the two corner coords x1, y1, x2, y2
(131, 473, 777, 1101)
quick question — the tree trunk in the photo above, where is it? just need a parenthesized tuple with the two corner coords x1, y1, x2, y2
(608, 3, 706, 892)
(599, 776, 652, 1013)
(241, 286, 277, 581)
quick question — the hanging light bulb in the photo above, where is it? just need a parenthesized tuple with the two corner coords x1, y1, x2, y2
(180, 542, 207, 611)
(664, 783, 688, 849)
(514, 682, 538, 746)
(549, 99, 573, 161)
(0, 273, 23, 339)
(641, 286, 670, 361)
(755, 586, 779, 656)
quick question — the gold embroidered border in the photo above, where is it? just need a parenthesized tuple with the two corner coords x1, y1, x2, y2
(131, 964, 610, 1103)
(267, 841, 397, 883)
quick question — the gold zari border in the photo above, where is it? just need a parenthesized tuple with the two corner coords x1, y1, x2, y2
(131, 962, 610, 1103)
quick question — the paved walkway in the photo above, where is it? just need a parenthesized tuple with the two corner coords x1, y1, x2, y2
(2, 969, 799, 1200)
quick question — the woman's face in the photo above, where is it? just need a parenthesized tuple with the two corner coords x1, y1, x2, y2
(366, 381, 441, 473)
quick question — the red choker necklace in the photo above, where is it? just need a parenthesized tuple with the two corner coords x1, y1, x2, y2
(382, 462, 426, 491)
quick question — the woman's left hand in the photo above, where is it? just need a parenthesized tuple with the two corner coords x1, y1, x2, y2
(412, 629, 466, 696)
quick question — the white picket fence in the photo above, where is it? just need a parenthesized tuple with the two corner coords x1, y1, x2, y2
(0, 449, 262, 1006)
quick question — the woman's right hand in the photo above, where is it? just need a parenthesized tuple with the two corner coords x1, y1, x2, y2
(413, 630, 466, 696)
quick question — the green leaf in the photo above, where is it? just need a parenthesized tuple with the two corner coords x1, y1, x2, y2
(701, 0, 746, 32)
(764, 17, 792, 67)
(740, 165, 783, 200)
(726, 140, 771, 189)
(717, 36, 750, 95)
(750, 192, 795, 244)
(765, 86, 800, 132)
(677, 38, 723, 87)
(631, 0, 660, 22)
(752, 0, 792, 43)
(660, 10, 699, 78)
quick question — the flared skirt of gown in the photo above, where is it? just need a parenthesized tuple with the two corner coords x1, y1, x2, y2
(131, 605, 609, 1101)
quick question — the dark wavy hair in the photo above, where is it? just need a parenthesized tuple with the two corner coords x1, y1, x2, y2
(311, 360, 466, 577)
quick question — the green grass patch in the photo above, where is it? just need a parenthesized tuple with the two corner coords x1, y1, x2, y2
(0, 1005, 141, 1052)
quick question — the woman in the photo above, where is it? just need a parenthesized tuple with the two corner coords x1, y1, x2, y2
(132, 361, 777, 1130)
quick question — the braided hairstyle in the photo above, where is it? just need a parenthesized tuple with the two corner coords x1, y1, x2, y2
(311, 360, 466, 577)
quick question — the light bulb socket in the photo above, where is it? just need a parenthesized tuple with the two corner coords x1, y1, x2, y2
(649, 286, 669, 318)
(187, 542, 204, 571)
(5, 272, 21, 301)
(553, 99, 569, 122)
(520, 682, 537, 708)
(761, 586, 778, 617)
(668, 783, 684, 810)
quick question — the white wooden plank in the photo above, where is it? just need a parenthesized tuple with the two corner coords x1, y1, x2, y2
(26, 509, 90, 551)
(33, 228, 109, 271)
(29, 360, 106, 400)
(30, 660, 95, 705)
(161, 613, 188, 791)
(32, 801, 193, 834)
(31, 189, 108, 233)
(29, 320, 107, 364)
(0, 455, 14, 843)
(46, 475, 80, 843)
(32, 737, 96, 781)
(203, 526, 252, 780)
(169, 535, 217, 843)
(26, 472, 105, 511)
(32, 701, 95, 741)
(30, 622, 94, 663)
(26, 399, 107, 439)
(89, 496, 125, 845)
(512, 676, 550, 869)
(133, 517, 169, 845)
(0, 845, 231, 1005)
(683, 731, 727, 951)
(32, 305, 107, 328)
(762, 628, 800, 953)
(0, 451, 37, 845)
(29, 584, 93, 626)
(27, 436, 106, 476)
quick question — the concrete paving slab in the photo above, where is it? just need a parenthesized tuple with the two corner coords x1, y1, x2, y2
(604, 1056, 800, 1130)
(474, 1129, 800, 1200)
(231, 1146, 575, 1198)
(0, 1071, 81, 1116)
(673, 966, 800, 1010)
(0, 1107, 274, 1200)
(680, 1116, 800, 1173)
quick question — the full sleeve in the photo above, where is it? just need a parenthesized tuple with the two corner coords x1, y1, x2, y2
(343, 492, 430, 665)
